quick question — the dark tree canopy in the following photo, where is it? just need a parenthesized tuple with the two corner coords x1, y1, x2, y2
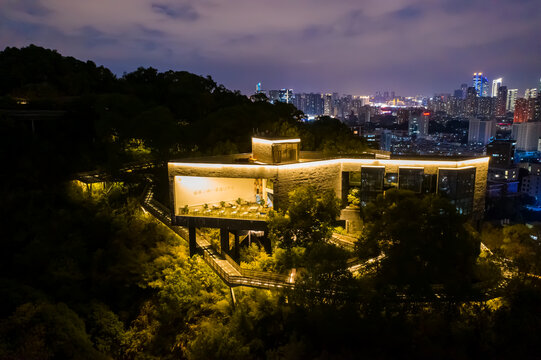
(357, 189, 480, 296)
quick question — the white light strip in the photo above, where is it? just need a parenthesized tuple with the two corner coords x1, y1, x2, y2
(169, 157, 490, 171)
(252, 137, 301, 145)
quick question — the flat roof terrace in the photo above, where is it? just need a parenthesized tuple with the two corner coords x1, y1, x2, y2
(169, 153, 488, 167)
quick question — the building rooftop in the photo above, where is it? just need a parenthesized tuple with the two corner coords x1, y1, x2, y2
(169, 151, 483, 165)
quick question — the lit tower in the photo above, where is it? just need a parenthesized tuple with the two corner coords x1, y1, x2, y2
(507, 89, 518, 111)
(491, 78, 503, 97)
(473, 72, 489, 97)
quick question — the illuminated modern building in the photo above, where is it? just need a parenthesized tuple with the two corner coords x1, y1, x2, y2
(491, 78, 503, 97)
(169, 137, 490, 254)
(507, 89, 518, 111)
(495, 86, 507, 116)
(323, 93, 333, 116)
(408, 111, 429, 139)
(465, 87, 478, 116)
(477, 96, 494, 116)
(468, 118, 496, 145)
(525, 88, 538, 99)
(514, 98, 536, 123)
(486, 139, 515, 167)
(511, 122, 541, 151)
(473, 72, 489, 97)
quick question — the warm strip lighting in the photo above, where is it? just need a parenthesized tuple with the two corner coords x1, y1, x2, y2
(252, 137, 301, 145)
(169, 157, 490, 171)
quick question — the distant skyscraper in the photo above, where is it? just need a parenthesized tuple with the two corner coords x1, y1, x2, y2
(466, 87, 478, 116)
(380, 130, 392, 152)
(486, 139, 515, 167)
(525, 88, 538, 99)
(473, 73, 489, 97)
(491, 78, 503, 97)
(514, 98, 536, 123)
(278, 89, 293, 103)
(507, 89, 518, 111)
(478, 96, 494, 116)
(397, 109, 410, 125)
(323, 93, 333, 116)
(496, 86, 507, 116)
(468, 118, 496, 145)
(256, 82, 262, 93)
(461, 83, 468, 99)
(512, 122, 541, 151)
(408, 111, 429, 139)
(304, 93, 324, 115)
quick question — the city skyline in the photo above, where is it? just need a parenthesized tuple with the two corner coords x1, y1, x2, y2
(1, 0, 540, 95)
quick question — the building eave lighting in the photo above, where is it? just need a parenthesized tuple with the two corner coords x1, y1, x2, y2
(252, 137, 301, 145)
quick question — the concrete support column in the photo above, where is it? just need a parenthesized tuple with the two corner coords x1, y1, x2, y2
(220, 228, 229, 255)
(230, 287, 237, 307)
(234, 231, 240, 261)
(261, 231, 272, 254)
(188, 226, 197, 257)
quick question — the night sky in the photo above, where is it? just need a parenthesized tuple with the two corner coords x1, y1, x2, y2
(1, 0, 540, 96)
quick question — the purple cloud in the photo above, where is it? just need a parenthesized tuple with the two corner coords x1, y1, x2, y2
(0, 0, 539, 95)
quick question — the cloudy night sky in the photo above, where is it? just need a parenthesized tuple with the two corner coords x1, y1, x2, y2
(1, 0, 540, 96)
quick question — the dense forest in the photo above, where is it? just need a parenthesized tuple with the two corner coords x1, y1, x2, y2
(1, 45, 541, 359)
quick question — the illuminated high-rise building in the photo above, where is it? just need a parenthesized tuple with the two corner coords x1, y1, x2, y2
(461, 83, 468, 99)
(465, 87, 478, 116)
(492, 78, 503, 97)
(408, 110, 429, 139)
(278, 89, 293, 104)
(478, 96, 494, 116)
(468, 118, 496, 145)
(323, 93, 333, 116)
(305, 93, 324, 115)
(525, 88, 538, 99)
(514, 98, 536, 123)
(512, 122, 541, 151)
(486, 139, 515, 167)
(496, 86, 507, 116)
(507, 89, 518, 111)
(473, 72, 489, 97)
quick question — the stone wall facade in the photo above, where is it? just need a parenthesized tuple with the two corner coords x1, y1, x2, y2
(168, 157, 490, 220)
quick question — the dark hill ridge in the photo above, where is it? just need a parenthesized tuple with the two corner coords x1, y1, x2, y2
(0, 44, 117, 97)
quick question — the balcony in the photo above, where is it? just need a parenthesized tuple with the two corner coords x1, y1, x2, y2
(177, 201, 270, 221)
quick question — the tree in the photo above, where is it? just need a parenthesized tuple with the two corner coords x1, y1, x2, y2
(357, 189, 480, 297)
(269, 186, 340, 250)
(266, 186, 341, 273)
(482, 223, 541, 274)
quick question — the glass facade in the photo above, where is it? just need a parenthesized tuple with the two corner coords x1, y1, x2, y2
(398, 168, 424, 192)
(341, 165, 479, 216)
(421, 174, 437, 194)
(437, 168, 476, 215)
(360, 167, 385, 203)
(384, 172, 398, 189)
(272, 143, 299, 163)
(349, 171, 361, 186)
